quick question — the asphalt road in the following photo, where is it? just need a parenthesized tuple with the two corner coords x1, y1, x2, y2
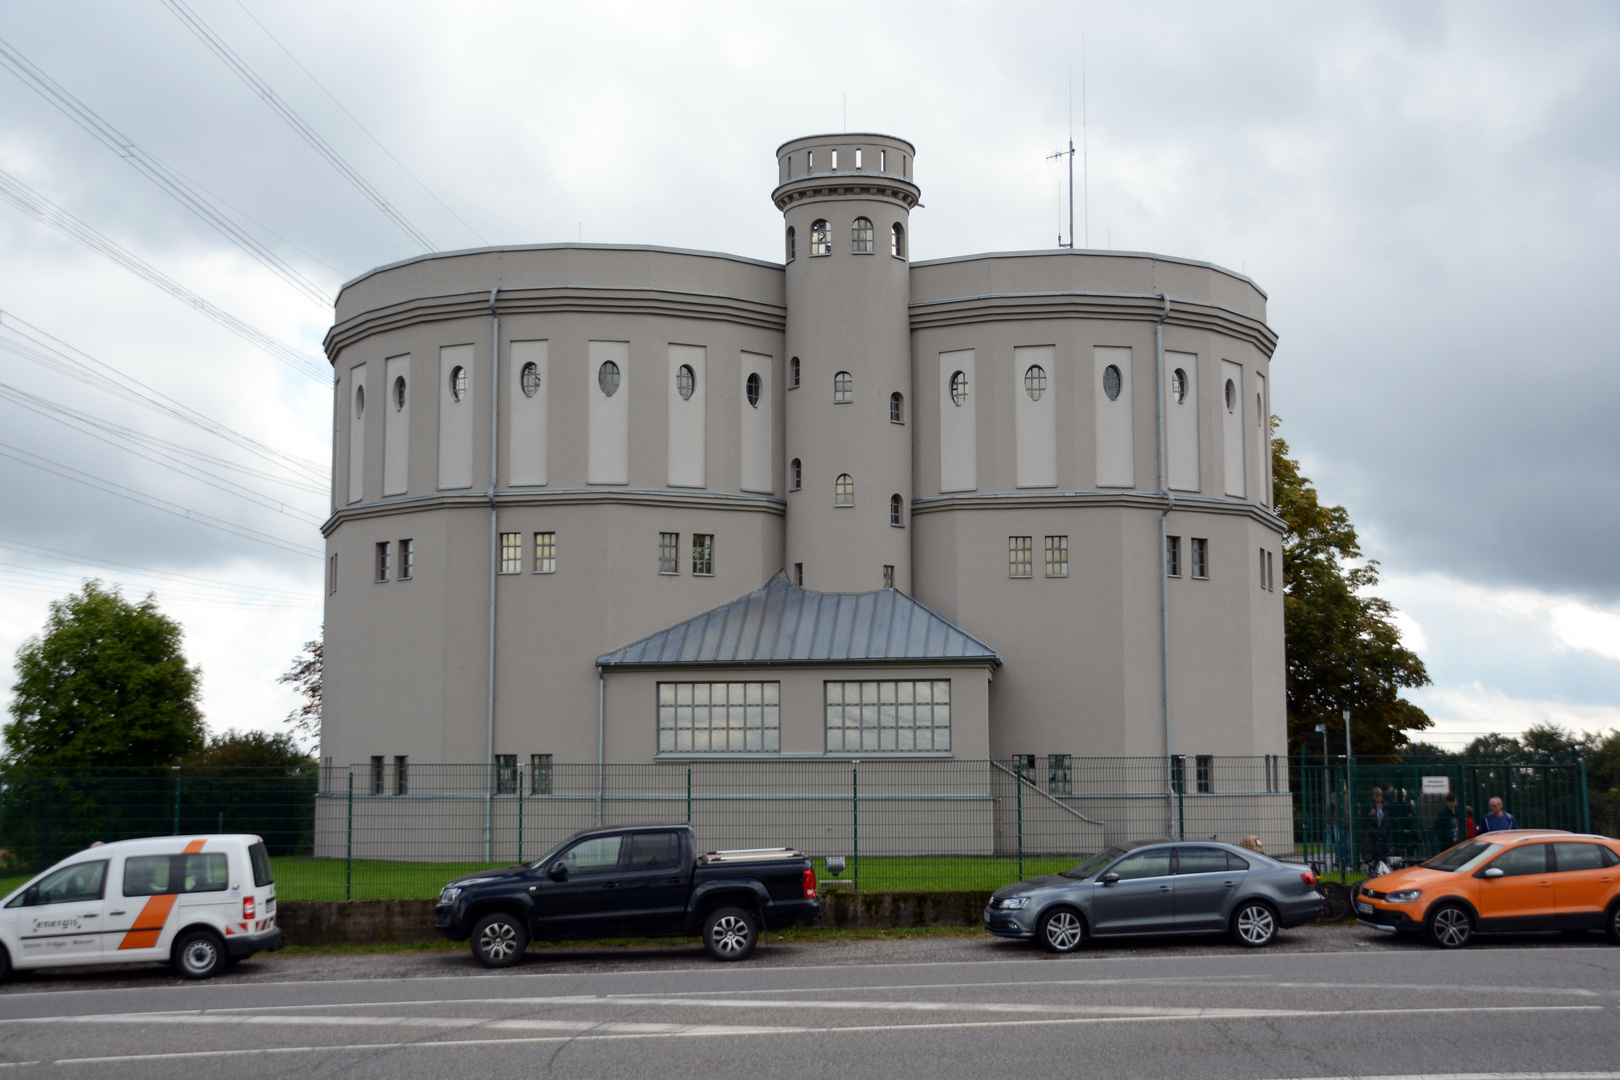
(0, 927, 1617, 1079)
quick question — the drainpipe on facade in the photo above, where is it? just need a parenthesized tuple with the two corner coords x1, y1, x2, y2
(596, 667, 605, 826)
(484, 288, 500, 861)
(1154, 292, 1177, 840)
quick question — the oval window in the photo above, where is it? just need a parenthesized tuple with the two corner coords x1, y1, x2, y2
(1224, 378, 1236, 412)
(521, 362, 541, 398)
(354, 384, 365, 417)
(1171, 368, 1187, 404)
(449, 365, 467, 402)
(393, 375, 406, 411)
(676, 364, 695, 401)
(950, 370, 968, 406)
(1024, 365, 1046, 402)
(599, 360, 621, 397)
(746, 372, 761, 408)
(1102, 364, 1122, 402)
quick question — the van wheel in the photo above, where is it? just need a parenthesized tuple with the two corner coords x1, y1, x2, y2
(471, 912, 529, 968)
(1232, 901, 1279, 947)
(703, 907, 759, 961)
(1428, 903, 1473, 949)
(172, 930, 226, 979)
(1036, 907, 1085, 953)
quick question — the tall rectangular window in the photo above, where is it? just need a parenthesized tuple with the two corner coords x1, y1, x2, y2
(1009, 536, 1033, 578)
(399, 539, 414, 580)
(531, 753, 553, 795)
(1269, 550, 1276, 592)
(882, 565, 894, 589)
(370, 755, 385, 795)
(1191, 538, 1209, 579)
(659, 681, 781, 752)
(826, 680, 951, 752)
(1166, 535, 1182, 577)
(1196, 755, 1213, 794)
(692, 533, 714, 576)
(394, 755, 408, 796)
(374, 541, 391, 582)
(794, 562, 803, 586)
(328, 553, 338, 595)
(1171, 755, 1185, 795)
(1048, 753, 1072, 796)
(1045, 535, 1069, 577)
(880, 148, 887, 172)
(499, 532, 521, 574)
(534, 531, 556, 573)
(659, 532, 679, 574)
(494, 754, 518, 795)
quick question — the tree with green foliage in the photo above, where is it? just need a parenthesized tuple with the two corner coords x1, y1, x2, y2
(276, 627, 321, 748)
(1273, 421, 1432, 758)
(5, 581, 205, 769)
(1587, 729, 1620, 838)
(183, 728, 312, 771)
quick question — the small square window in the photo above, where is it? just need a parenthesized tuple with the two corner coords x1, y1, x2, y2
(1191, 538, 1208, 579)
(659, 532, 679, 574)
(1165, 535, 1182, 578)
(882, 565, 894, 589)
(534, 531, 556, 573)
(499, 532, 521, 574)
(374, 541, 391, 582)
(495, 754, 518, 795)
(399, 539, 414, 580)
(531, 753, 553, 795)
(1045, 535, 1068, 578)
(692, 533, 714, 576)
(1009, 536, 1033, 578)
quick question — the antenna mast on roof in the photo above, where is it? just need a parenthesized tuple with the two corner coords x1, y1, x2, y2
(1046, 65, 1077, 248)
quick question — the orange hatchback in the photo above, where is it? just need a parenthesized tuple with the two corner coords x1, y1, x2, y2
(1356, 831, 1620, 948)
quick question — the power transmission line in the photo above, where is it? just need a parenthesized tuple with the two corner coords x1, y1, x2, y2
(233, 0, 487, 246)
(162, 0, 436, 253)
(0, 562, 317, 610)
(0, 310, 327, 483)
(0, 533, 316, 603)
(0, 172, 329, 383)
(0, 34, 333, 306)
(0, 440, 323, 559)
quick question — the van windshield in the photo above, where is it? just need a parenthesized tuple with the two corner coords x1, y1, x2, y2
(248, 842, 274, 887)
(1423, 840, 1499, 873)
(1061, 847, 1129, 880)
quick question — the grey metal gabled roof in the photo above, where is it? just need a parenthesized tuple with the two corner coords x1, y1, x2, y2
(596, 572, 1001, 668)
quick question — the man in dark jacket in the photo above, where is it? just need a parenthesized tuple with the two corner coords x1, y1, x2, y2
(1430, 793, 1462, 855)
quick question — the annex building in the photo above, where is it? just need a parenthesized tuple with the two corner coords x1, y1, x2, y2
(320, 132, 1286, 797)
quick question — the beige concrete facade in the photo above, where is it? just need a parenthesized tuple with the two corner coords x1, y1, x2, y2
(320, 133, 1285, 776)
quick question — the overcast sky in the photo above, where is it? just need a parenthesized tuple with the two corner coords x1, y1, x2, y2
(0, 0, 1615, 754)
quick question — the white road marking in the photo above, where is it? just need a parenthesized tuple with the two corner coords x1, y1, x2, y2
(1256, 1075, 1620, 1080)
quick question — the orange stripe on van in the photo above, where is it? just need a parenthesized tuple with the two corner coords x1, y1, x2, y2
(183, 839, 206, 854)
(117, 893, 178, 950)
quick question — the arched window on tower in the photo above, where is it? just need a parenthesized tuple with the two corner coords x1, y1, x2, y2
(810, 219, 831, 256)
(786, 226, 795, 263)
(790, 357, 801, 388)
(890, 493, 903, 527)
(791, 458, 802, 490)
(852, 217, 874, 253)
(834, 371, 853, 403)
(835, 473, 854, 507)
(890, 391, 904, 424)
(891, 222, 906, 259)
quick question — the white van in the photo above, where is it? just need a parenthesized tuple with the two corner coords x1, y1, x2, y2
(0, 834, 283, 980)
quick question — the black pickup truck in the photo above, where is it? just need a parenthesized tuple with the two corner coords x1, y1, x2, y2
(434, 823, 820, 966)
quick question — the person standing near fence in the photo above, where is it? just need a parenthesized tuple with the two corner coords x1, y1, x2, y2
(1480, 796, 1518, 832)
(1430, 793, 1461, 855)
(1364, 788, 1391, 865)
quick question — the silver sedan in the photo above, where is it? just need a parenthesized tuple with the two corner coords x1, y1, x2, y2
(983, 840, 1324, 952)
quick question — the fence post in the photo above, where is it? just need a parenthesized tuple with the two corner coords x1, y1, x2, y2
(851, 760, 860, 892)
(1015, 758, 1024, 883)
(171, 771, 181, 835)
(686, 766, 692, 825)
(516, 767, 524, 864)
(345, 770, 354, 902)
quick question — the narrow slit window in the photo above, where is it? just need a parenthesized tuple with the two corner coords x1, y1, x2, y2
(399, 538, 414, 580)
(785, 226, 795, 263)
(855, 148, 863, 169)
(890, 391, 904, 423)
(791, 458, 802, 490)
(1166, 535, 1182, 578)
(794, 562, 803, 586)
(534, 531, 556, 573)
(374, 541, 390, 582)
(1191, 538, 1208, 579)
(890, 493, 903, 527)
(790, 357, 801, 388)
(1009, 536, 1033, 578)
(394, 756, 408, 796)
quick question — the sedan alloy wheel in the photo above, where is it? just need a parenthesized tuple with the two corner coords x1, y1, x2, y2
(1037, 908, 1084, 953)
(1428, 904, 1473, 949)
(1233, 902, 1278, 947)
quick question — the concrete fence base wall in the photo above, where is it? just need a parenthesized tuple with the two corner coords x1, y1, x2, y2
(277, 891, 995, 946)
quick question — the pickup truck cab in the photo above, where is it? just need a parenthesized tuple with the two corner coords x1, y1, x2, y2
(435, 823, 819, 966)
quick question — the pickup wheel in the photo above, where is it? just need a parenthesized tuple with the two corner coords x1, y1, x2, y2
(703, 906, 759, 961)
(471, 911, 529, 968)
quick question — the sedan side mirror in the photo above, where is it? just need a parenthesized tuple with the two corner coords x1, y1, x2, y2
(1100, 872, 1120, 885)
(548, 861, 568, 882)
(1480, 867, 1504, 880)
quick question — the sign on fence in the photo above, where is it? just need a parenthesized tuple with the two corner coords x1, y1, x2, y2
(1421, 776, 1451, 795)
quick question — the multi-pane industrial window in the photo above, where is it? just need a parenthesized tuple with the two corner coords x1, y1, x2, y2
(835, 473, 854, 506)
(394, 755, 408, 796)
(659, 532, 679, 574)
(495, 754, 518, 795)
(374, 541, 391, 582)
(399, 539, 414, 580)
(882, 564, 895, 588)
(833, 370, 853, 403)
(659, 681, 781, 752)
(449, 365, 468, 401)
(791, 458, 802, 490)
(692, 533, 714, 576)
(890, 391, 904, 423)
(1024, 364, 1047, 401)
(810, 219, 831, 255)
(1048, 753, 1072, 796)
(370, 755, 385, 795)
(1196, 755, 1213, 794)
(598, 360, 621, 397)
(826, 680, 951, 752)
(676, 364, 695, 400)
(1045, 535, 1068, 577)
(534, 531, 556, 573)
(892, 222, 905, 258)
(531, 753, 553, 795)
(851, 217, 874, 253)
(1191, 537, 1208, 579)
(499, 532, 521, 574)
(785, 226, 795, 262)
(328, 553, 338, 595)
(1165, 535, 1182, 577)
(1009, 536, 1033, 578)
